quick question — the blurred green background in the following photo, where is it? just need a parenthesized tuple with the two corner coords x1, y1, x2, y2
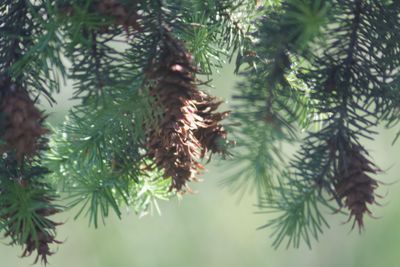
(1, 64, 400, 267)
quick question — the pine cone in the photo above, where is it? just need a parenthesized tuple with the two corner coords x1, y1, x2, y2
(0, 90, 48, 162)
(4, 200, 62, 265)
(334, 144, 379, 229)
(146, 30, 228, 192)
(96, 0, 141, 31)
(20, 204, 62, 265)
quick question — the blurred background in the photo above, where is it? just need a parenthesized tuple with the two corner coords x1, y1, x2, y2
(1, 64, 399, 267)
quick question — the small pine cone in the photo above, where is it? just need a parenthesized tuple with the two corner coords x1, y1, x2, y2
(21, 205, 62, 265)
(96, 0, 141, 31)
(334, 144, 379, 229)
(146, 30, 228, 191)
(2, 178, 62, 265)
(0, 91, 48, 162)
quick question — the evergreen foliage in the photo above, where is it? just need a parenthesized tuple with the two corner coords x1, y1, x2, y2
(1, 0, 400, 263)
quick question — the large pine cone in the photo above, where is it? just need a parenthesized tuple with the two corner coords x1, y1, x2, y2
(146, 30, 228, 192)
(0, 90, 48, 162)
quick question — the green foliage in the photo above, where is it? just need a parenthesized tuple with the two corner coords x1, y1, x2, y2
(0, 1, 65, 102)
(46, 90, 173, 227)
(0, 155, 62, 253)
(2, 0, 400, 263)
(168, 0, 262, 74)
(281, 0, 330, 49)
(258, 178, 331, 249)
(223, 3, 318, 200)
(251, 0, 400, 248)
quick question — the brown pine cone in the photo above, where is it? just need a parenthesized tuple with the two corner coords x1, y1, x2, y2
(334, 144, 379, 229)
(20, 205, 62, 265)
(96, 0, 141, 31)
(4, 197, 62, 265)
(145, 30, 229, 192)
(0, 91, 48, 162)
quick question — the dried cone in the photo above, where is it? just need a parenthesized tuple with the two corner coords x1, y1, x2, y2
(334, 143, 379, 229)
(146, 30, 228, 192)
(0, 89, 48, 162)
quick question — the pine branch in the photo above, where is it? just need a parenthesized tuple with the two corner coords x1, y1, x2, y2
(223, 2, 322, 200)
(2, 0, 400, 262)
(258, 177, 331, 249)
(263, 0, 400, 248)
(0, 2, 63, 263)
(0, 154, 62, 265)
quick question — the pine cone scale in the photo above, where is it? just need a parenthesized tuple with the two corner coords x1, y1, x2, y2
(145, 30, 228, 192)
